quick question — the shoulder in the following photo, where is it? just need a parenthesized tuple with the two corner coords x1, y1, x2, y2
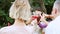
(47, 16, 60, 28)
(45, 16, 60, 34)
(0, 26, 9, 32)
(45, 16, 60, 30)
(0, 26, 8, 34)
(0, 25, 14, 34)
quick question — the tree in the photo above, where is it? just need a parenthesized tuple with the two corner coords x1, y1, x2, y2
(0, 0, 14, 27)
(38, 0, 47, 13)
(29, 0, 55, 14)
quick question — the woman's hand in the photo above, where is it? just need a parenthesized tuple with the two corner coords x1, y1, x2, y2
(40, 13, 48, 25)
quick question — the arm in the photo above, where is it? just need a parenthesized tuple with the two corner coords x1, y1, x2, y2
(40, 13, 49, 25)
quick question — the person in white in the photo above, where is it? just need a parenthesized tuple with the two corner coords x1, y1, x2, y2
(45, 0, 60, 34)
(0, 0, 32, 34)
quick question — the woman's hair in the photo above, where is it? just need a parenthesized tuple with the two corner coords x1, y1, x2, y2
(9, 0, 32, 20)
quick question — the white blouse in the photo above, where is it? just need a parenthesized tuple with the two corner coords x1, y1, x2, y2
(0, 25, 32, 34)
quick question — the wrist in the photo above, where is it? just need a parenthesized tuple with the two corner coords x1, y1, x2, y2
(42, 20, 48, 25)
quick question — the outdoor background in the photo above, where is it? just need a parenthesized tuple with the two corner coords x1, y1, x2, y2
(0, 0, 55, 28)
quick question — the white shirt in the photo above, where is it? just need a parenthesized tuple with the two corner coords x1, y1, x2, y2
(45, 16, 60, 34)
(0, 25, 32, 34)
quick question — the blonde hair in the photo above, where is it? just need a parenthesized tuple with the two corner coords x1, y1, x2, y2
(9, 0, 31, 20)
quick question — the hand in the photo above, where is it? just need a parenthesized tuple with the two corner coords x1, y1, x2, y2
(40, 13, 46, 22)
(40, 13, 49, 25)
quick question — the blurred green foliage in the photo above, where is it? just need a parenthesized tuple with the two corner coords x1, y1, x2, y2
(0, 0, 14, 27)
(29, 0, 55, 14)
(0, 0, 55, 27)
